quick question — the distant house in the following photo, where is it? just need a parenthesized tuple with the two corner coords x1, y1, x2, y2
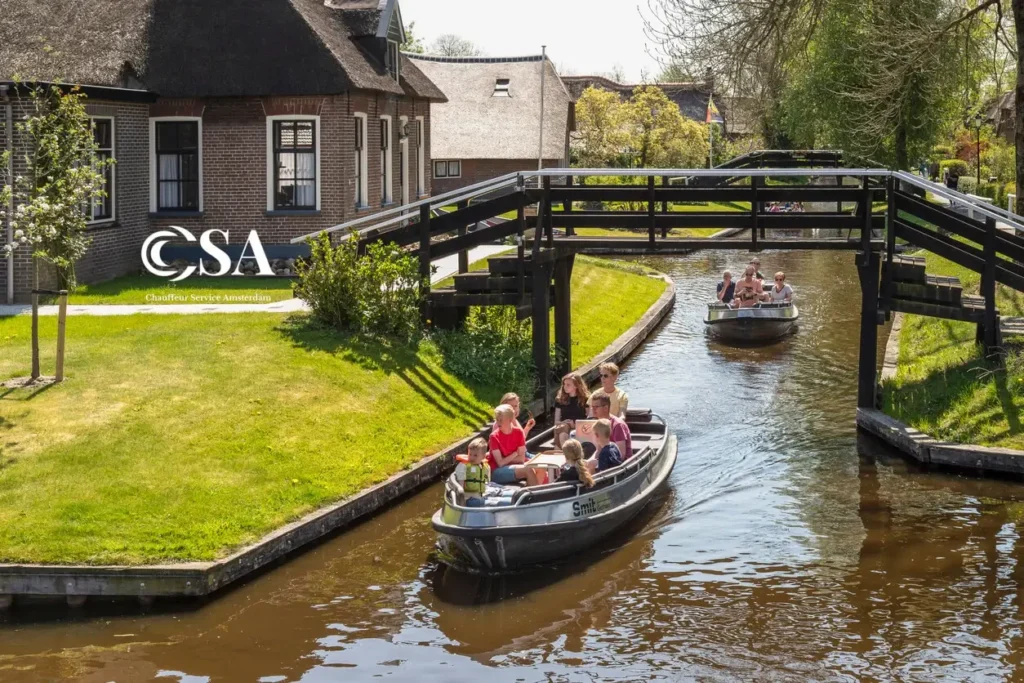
(562, 75, 751, 138)
(984, 91, 1015, 144)
(407, 55, 575, 194)
(0, 0, 445, 303)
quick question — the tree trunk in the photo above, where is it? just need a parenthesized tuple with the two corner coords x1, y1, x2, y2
(894, 119, 909, 171)
(1015, 0, 1024, 215)
(30, 257, 39, 380)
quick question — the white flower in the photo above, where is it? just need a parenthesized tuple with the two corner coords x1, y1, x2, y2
(13, 229, 23, 239)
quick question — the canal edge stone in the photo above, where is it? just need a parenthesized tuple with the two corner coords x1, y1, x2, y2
(0, 272, 677, 602)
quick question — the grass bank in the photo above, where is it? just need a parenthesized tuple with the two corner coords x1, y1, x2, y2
(70, 274, 296, 305)
(0, 257, 668, 565)
(881, 252, 1024, 450)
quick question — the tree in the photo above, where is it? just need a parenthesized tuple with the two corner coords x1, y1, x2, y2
(623, 85, 709, 168)
(571, 86, 629, 167)
(430, 34, 483, 57)
(657, 63, 692, 82)
(401, 21, 425, 54)
(4, 83, 111, 380)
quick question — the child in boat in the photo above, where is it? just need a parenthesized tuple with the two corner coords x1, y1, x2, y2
(488, 404, 533, 485)
(591, 419, 623, 472)
(554, 372, 590, 447)
(556, 439, 595, 488)
(496, 392, 536, 438)
(455, 438, 490, 507)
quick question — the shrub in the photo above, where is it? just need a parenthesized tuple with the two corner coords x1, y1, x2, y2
(939, 159, 969, 179)
(295, 233, 422, 339)
(977, 181, 1000, 203)
(957, 176, 978, 196)
(432, 306, 535, 399)
(931, 145, 953, 159)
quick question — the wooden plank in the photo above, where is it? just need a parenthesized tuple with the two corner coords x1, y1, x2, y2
(894, 191, 987, 244)
(893, 219, 985, 272)
(551, 237, 883, 251)
(429, 289, 530, 307)
(453, 273, 535, 292)
(428, 220, 521, 259)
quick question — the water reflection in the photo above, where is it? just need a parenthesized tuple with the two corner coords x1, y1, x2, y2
(4, 250, 1024, 682)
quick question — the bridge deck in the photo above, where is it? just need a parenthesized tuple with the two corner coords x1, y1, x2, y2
(550, 237, 884, 252)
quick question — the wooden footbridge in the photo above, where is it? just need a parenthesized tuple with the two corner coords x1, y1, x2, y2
(294, 150, 1024, 413)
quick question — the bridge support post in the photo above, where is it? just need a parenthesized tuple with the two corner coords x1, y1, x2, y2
(750, 176, 760, 251)
(661, 175, 669, 239)
(532, 260, 553, 412)
(564, 175, 574, 237)
(419, 204, 432, 324)
(982, 215, 999, 355)
(554, 254, 574, 380)
(457, 199, 470, 275)
(543, 176, 554, 249)
(857, 250, 882, 409)
(648, 176, 657, 245)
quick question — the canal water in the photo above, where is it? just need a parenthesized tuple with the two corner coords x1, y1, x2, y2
(5, 250, 1024, 682)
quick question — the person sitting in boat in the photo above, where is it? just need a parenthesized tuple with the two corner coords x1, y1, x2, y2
(554, 372, 590, 448)
(732, 267, 764, 308)
(495, 392, 536, 439)
(588, 394, 632, 460)
(455, 437, 490, 507)
(556, 438, 594, 488)
(749, 258, 764, 280)
(588, 362, 629, 419)
(766, 271, 794, 304)
(716, 271, 735, 305)
(590, 419, 623, 473)
(488, 404, 532, 486)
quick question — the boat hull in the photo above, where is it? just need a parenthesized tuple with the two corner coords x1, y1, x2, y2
(704, 304, 799, 343)
(433, 433, 677, 571)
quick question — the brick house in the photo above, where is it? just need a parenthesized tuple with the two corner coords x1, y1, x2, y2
(407, 55, 575, 194)
(0, 0, 445, 303)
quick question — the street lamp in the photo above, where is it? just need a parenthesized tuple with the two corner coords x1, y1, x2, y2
(968, 112, 983, 187)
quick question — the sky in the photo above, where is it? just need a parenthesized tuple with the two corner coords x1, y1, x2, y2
(400, 0, 665, 83)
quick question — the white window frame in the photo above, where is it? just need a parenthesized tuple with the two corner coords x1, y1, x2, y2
(150, 116, 203, 213)
(416, 115, 426, 197)
(387, 40, 401, 83)
(266, 114, 321, 212)
(379, 115, 393, 205)
(434, 160, 461, 179)
(354, 112, 369, 209)
(399, 115, 409, 206)
(88, 116, 115, 224)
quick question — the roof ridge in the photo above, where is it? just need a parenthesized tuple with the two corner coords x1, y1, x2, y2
(405, 53, 545, 64)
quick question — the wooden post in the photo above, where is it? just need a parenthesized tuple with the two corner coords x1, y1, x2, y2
(564, 175, 574, 237)
(751, 176, 760, 252)
(457, 200, 469, 274)
(661, 175, 670, 239)
(30, 290, 40, 380)
(861, 177, 873, 254)
(554, 255, 574, 379)
(419, 204, 431, 322)
(857, 250, 882, 409)
(516, 197, 526, 300)
(55, 290, 68, 383)
(543, 175, 554, 249)
(882, 175, 897, 318)
(531, 262, 552, 411)
(648, 176, 657, 244)
(836, 173, 843, 214)
(983, 215, 998, 354)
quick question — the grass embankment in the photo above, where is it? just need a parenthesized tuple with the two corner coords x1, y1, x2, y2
(71, 274, 296, 305)
(0, 258, 668, 565)
(881, 252, 1024, 450)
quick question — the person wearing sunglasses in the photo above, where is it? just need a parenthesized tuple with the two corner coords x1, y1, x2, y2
(749, 258, 764, 281)
(587, 362, 629, 419)
(767, 271, 794, 303)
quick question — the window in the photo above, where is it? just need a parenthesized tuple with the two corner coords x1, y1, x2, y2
(271, 120, 317, 210)
(354, 113, 368, 208)
(154, 120, 200, 211)
(380, 116, 392, 205)
(386, 40, 400, 82)
(493, 78, 511, 97)
(416, 117, 425, 196)
(433, 160, 461, 179)
(89, 117, 114, 221)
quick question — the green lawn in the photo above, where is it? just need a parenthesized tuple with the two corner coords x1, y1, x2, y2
(881, 252, 1024, 450)
(70, 274, 296, 305)
(0, 258, 668, 565)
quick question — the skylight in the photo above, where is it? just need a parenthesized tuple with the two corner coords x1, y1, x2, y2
(493, 78, 511, 97)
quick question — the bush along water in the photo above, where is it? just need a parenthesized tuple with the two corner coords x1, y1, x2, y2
(295, 233, 422, 340)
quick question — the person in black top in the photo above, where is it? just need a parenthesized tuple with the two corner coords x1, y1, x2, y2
(717, 270, 735, 305)
(554, 372, 590, 447)
(556, 439, 594, 488)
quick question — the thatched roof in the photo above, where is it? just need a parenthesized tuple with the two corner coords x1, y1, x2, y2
(0, 0, 445, 100)
(562, 75, 715, 124)
(409, 55, 572, 160)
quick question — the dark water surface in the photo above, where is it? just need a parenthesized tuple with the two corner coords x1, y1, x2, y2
(5, 250, 1024, 682)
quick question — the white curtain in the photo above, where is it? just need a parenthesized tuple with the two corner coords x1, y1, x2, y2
(159, 155, 179, 208)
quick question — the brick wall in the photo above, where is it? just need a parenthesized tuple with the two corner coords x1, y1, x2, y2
(151, 92, 432, 244)
(431, 158, 563, 195)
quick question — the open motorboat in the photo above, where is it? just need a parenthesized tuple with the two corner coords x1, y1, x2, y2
(703, 301, 799, 343)
(431, 410, 677, 571)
